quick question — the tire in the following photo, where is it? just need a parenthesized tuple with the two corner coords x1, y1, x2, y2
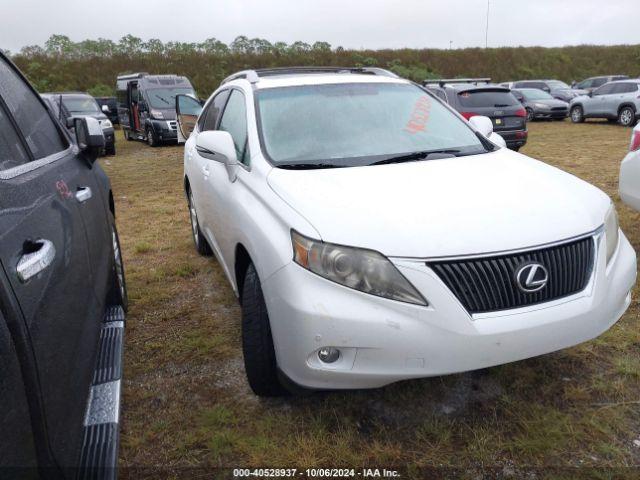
(510, 146, 520, 152)
(146, 127, 158, 147)
(188, 190, 212, 256)
(106, 144, 116, 156)
(570, 106, 585, 123)
(526, 108, 534, 122)
(619, 106, 636, 127)
(108, 215, 128, 312)
(241, 263, 287, 397)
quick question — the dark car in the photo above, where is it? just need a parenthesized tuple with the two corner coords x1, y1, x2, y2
(96, 96, 119, 125)
(116, 73, 196, 147)
(572, 75, 629, 94)
(0, 51, 126, 476)
(502, 79, 585, 103)
(41, 92, 116, 155)
(424, 79, 528, 151)
(511, 88, 569, 121)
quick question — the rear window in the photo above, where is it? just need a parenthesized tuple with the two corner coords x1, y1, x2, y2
(457, 90, 519, 108)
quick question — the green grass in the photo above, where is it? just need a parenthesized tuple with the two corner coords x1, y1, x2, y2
(103, 121, 640, 476)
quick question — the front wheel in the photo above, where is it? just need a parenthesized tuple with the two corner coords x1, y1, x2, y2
(241, 263, 287, 397)
(619, 107, 636, 127)
(526, 108, 534, 122)
(146, 127, 158, 147)
(571, 106, 585, 123)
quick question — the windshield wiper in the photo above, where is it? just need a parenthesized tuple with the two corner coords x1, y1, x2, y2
(370, 149, 461, 166)
(277, 163, 345, 170)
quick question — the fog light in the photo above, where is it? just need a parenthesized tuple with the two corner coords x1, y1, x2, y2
(318, 347, 340, 363)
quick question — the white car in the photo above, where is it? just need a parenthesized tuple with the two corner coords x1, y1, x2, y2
(177, 67, 636, 396)
(620, 123, 640, 211)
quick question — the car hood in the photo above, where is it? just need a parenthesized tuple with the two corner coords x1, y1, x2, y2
(267, 148, 610, 258)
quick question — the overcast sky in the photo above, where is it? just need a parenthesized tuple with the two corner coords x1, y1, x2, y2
(1, 0, 637, 52)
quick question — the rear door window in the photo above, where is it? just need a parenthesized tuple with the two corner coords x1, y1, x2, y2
(457, 90, 519, 108)
(0, 103, 30, 171)
(592, 78, 608, 88)
(594, 84, 616, 96)
(0, 58, 66, 159)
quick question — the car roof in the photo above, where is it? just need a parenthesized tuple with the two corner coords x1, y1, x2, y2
(231, 72, 410, 90)
(446, 83, 509, 92)
(610, 79, 640, 84)
(42, 92, 92, 98)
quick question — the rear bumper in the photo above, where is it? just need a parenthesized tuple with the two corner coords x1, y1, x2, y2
(497, 129, 528, 148)
(620, 150, 640, 211)
(262, 232, 636, 390)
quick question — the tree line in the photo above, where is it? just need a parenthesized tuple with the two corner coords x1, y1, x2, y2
(8, 35, 640, 99)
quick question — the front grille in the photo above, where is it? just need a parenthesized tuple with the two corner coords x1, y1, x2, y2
(428, 237, 594, 314)
(167, 120, 177, 131)
(552, 107, 568, 112)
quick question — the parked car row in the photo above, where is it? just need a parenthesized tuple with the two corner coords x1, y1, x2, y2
(1, 53, 638, 475)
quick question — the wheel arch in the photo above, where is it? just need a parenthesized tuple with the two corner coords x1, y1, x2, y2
(108, 190, 115, 217)
(618, 103, 637, 114)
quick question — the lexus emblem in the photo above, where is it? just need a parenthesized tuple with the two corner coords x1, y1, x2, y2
(515, 262, 548, 293)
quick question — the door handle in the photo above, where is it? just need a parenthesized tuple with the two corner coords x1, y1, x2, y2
(75, 186, 92, 203)
(16, 239, 56, 283)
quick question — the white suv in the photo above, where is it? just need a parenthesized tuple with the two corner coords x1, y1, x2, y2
(178, 67, 636, 396)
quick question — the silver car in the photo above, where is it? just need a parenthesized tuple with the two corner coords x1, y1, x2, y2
(570, 80, 640, 127)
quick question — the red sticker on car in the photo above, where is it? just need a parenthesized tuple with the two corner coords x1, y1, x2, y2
(404, 96, 432, 134)
(56, 180, 72, 199)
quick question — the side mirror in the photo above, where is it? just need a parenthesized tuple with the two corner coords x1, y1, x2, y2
(101, 105, 110, 113)
(588, 91, 593, 97)
(74, 117, 105, 165)
(543, 87, 551, 93)
(469, 115, 494, 137)
(469, 115, 506, 149)
(195, 131, 239, 181)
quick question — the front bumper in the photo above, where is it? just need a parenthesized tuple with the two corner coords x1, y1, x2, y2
(261, 232, 636, 390)
(534, 109, 568, 119)
(150, 119, 178, 142)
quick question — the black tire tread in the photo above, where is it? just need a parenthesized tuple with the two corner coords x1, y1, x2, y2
(241, 264, 287, 397)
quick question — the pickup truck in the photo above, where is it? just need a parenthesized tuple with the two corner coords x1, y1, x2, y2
(0, 51, 127, 478)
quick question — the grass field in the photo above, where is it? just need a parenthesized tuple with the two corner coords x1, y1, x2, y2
(102, 120, 640, 478)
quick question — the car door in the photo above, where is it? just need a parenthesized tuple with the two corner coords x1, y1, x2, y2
(176, 94, 203, 144)
(589, 84, 616, 116)
(182, 90, 231, 243)
(0, 55, 102, 468)
(196, 89, 249, 274)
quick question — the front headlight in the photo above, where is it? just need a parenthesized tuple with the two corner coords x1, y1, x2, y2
(605, 204, 619, 264)
(291, 230, 428, 306)
(100, 119, 113, 129)
(150, 109, 164, 119)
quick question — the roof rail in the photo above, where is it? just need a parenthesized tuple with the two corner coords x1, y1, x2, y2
(221, 66, 400, 85)
(116, 72, 149, 81)
(423, 78, 492, 87)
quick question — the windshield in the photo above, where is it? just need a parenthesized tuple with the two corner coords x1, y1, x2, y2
(256, 83, 486, 167)
(520, 89, 553, 100)
(61, 95, 100, 114)
(147, 88, 195, 109)
(457, 90, 519, 108)
(546, 80, 570, 89)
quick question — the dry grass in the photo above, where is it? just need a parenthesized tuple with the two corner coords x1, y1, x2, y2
(102, 120, 640, 477)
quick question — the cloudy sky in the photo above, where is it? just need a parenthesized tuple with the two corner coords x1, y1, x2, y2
(1, 0, 637, 52)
